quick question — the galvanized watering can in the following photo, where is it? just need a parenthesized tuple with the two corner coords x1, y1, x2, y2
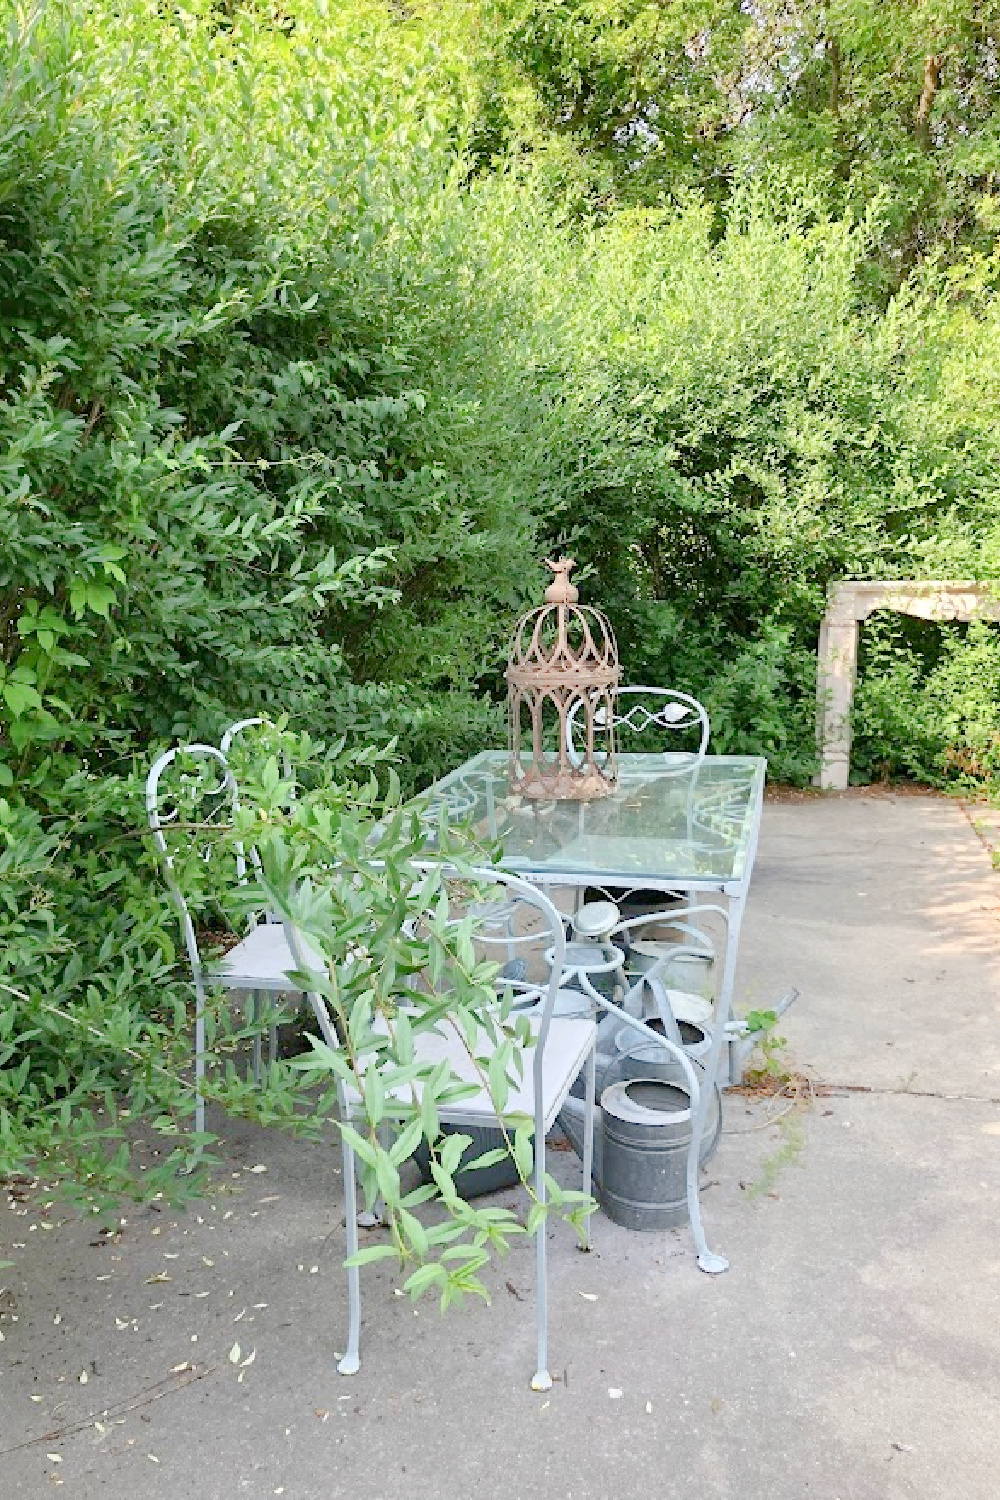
(558, 1022, 723, 1232)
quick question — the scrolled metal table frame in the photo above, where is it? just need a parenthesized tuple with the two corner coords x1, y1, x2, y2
(420, 751, 768, 1273)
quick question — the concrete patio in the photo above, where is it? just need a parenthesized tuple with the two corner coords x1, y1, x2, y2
(3, 789, 1000, 1499)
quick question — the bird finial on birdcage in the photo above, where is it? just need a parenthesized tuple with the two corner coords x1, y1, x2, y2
(543, 557, 579, 605)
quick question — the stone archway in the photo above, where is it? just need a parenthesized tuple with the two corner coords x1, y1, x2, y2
(815, 581, 1000, 789)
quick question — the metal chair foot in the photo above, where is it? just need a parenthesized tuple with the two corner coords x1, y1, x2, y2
(337, 1352, 361, 1376)
(531, 1369, 553, 1392)
(697, 1250, 729, 1275)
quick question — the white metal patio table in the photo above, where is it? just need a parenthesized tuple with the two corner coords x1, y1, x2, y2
(419, 750, 767, 1100)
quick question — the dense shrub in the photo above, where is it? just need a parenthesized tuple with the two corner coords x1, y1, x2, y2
(2, 0, 999, 1198)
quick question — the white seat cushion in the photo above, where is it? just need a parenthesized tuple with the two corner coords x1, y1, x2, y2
(347, 1014, 596, 1135)
(209, 922, 319, 992)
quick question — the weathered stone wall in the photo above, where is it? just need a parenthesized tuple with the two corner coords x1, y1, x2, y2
(816, 582, 1000, 789)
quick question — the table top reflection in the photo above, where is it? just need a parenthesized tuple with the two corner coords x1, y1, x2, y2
(420, 752, 767, 892)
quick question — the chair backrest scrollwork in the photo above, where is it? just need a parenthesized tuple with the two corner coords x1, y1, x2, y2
(567, 686, 709, 773)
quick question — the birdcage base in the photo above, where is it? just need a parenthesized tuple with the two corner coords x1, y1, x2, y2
(511, 764, 616, 802)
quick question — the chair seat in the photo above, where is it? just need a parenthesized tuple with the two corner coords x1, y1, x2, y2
(347, 1014, 597, 1135)
(209, 921, 319, 992)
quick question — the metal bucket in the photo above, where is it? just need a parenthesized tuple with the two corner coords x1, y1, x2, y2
(604, 1042, 722, 1165)
(412, 1124, 520, 1198)
(600, 1078, 695, 1232)
(614, 1013, 712, 1064)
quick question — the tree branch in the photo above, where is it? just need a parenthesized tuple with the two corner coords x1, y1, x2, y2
(915, 53, 942, 148)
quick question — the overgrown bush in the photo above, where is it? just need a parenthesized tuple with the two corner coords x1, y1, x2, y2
(2, 0, 1000, 1202)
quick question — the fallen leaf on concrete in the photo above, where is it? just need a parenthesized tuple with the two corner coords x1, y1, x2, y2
(315, 1409, 329, 1421)
(240, 1350, 256, 1367)
(249, 1165, 267, 1174)
(145, 1273, 171, 1285)
(46, 1454, 62, 1463)
(577, 1292, 598, 1301)
(228, 1342, 241, 1364)
(78, 1371, 88, 1384)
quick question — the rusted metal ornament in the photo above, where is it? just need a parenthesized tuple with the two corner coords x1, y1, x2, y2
(506, 558, 620, 801)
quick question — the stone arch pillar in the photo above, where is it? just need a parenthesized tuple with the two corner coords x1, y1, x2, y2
(815, 581, 1000, 790)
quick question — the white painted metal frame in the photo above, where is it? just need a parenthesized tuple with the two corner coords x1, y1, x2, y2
(566, 688, 710, 915)
(421, 752, 767, 1274)
(567, 685, 710, 773)
(146, 743, 304, 1135)
(554, 904, 729, 1273)
(281, 869, 597, 1390)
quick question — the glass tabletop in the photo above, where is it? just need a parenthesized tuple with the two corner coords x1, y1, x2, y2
(419, 752, 767, 890)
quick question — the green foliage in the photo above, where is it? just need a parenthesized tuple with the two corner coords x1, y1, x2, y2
(853, 616, 1000, 784)
(492, 0, 1000, 276)
(219, 728, 594, 1303)
(2, 0, 1000, 1209)
(743, 1007, 789, 1082)
(0, 778, 208, 1206)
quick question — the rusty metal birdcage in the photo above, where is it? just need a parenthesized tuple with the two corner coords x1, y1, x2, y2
(506, 558, 620, 801)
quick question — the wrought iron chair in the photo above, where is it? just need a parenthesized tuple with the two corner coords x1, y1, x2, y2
(566, 685, 710, 774)
(146, 743, 310, 1135)
(566, 686, 714, 946)
(280, 868, 598, 1391)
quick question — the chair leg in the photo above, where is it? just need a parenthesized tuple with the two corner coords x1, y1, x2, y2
(531, 1132, 552, 1392)
(580, 1047, 596, 1252)
(195, 991, 206, 1138)
(268, 1017, 278, 1068)
(338, 1136, 362, 1375)
(251, 991, 263, 1086)
(685, 1103, 728, 1276)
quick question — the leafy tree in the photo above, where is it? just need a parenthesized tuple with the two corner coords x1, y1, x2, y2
(488, 1, 1000, 274)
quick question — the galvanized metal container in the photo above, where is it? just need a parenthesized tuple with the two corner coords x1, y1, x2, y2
(604, 1031, 722, 1165)
(613, 1013, 712, 1063)
(412, 1124, 519, 1198)
(599, 1078, 695, 1231)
